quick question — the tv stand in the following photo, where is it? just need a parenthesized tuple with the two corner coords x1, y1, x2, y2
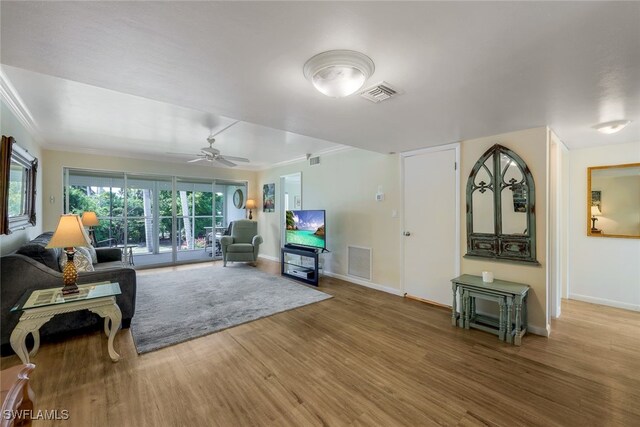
(281, 245, 320, 286)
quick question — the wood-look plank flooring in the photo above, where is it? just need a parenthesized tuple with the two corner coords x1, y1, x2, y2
(2, 260, 639, 426)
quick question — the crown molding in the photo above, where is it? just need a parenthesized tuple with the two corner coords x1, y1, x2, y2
(0, 68, 43, 145)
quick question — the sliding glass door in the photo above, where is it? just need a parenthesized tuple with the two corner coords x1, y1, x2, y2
(65, 168, 247, 267)
(175, 179, 248, 262)
(176, 179, 214, 262)
(65, 171, 126, 249)
(125, 175, 174, 266)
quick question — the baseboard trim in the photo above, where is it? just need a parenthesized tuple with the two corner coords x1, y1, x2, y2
(569, 293, 640, 312)
(405, 294, 451, 309)
(528, 324, 550, 337)
(258, 254, 279, 262)
(322, 271, 404, 297)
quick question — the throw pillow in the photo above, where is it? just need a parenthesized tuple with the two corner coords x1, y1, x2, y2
(59, 247, 95, 272)
(85, 244, 98, 264)
(75, 246, 93, 265)
(16, 244, 61, 271)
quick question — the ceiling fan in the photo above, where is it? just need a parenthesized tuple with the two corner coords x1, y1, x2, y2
(170, 120, 250, 167)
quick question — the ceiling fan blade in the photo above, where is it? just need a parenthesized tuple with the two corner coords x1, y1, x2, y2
(221, 155, 250, 163)
(212, 157, 237, 167)
(188, 158, 205, 163)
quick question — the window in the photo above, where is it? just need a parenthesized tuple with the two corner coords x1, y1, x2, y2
(65, 170, 126, 248)
(1, 136, 37, 234)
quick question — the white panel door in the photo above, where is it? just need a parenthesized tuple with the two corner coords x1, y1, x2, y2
(403, 148, 457, 305)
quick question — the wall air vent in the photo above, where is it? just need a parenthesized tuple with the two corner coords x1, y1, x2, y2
(348, 246, 372, 281)
(359, 81, 399, 103)
(309, 156, 320, 166)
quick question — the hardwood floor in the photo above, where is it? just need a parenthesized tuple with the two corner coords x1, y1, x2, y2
(2, 260, 639, 426)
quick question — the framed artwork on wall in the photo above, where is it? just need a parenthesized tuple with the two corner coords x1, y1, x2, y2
(591, 190, 601, 210)
(263, 183, 275, 212)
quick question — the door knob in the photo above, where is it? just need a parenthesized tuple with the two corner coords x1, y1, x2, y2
(403, 231, 411, 236)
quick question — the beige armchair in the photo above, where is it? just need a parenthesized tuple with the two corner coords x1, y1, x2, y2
(220, 220, 263, 266)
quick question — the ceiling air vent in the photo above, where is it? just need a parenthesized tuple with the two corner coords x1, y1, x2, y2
(359, 81, 399, 103)
(309, 156, 320, 166)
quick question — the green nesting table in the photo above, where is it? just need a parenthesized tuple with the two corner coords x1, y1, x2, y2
(451, 274, 530, 345)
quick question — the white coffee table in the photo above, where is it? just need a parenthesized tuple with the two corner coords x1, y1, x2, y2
(10, 282, 123, 364)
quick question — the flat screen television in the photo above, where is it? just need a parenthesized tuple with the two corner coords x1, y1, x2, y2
(285, 210, 326, 250)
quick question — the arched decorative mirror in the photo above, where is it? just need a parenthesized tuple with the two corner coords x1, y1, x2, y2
(466, 144, 538, 264)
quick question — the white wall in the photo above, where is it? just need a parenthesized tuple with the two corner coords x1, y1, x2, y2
(41, 149, 257, 232)
(256, 148, 402, 291)
(568, 142, 640, 311)
(0, 100, 43, 255)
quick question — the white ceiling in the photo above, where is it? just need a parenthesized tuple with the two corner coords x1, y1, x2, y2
(1, 1, 639, 158)
(1, 65, 344, 169)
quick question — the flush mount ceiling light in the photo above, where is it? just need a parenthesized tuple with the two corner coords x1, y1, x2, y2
(592, 120, 632, 134)
(303, 50, 375, 98)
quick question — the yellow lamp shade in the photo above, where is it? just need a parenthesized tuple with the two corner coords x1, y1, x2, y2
(81, 211, 99, 226)
(245, 199, 257, 209)
(46, 214, 91, 249)
(591, 205, 601, 216)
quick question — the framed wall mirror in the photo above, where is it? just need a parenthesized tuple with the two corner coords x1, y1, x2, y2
(466, 144, 538, 264)
(587, 163, 640, 239)
(1, 136, 38, 234)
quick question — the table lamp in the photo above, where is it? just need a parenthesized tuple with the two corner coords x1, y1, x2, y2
(46, 214, 92, 295)
(245, 199, 256, 220)
(591, 205, 601, 232)
(81, 211, 99, 246)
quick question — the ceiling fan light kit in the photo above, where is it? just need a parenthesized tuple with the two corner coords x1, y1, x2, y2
(184, 121, 250, 167)
(303, 50, 375, 98)
(592, 119, 632, 134)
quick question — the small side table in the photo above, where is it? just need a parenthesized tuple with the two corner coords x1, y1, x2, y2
(451, 275, 529, 345)
(10, 282, 123, 364)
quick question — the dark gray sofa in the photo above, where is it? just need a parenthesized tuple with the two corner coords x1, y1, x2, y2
(1, 232, 136, 356)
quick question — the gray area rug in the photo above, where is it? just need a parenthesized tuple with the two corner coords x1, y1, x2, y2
(131, 264, 331, 354)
